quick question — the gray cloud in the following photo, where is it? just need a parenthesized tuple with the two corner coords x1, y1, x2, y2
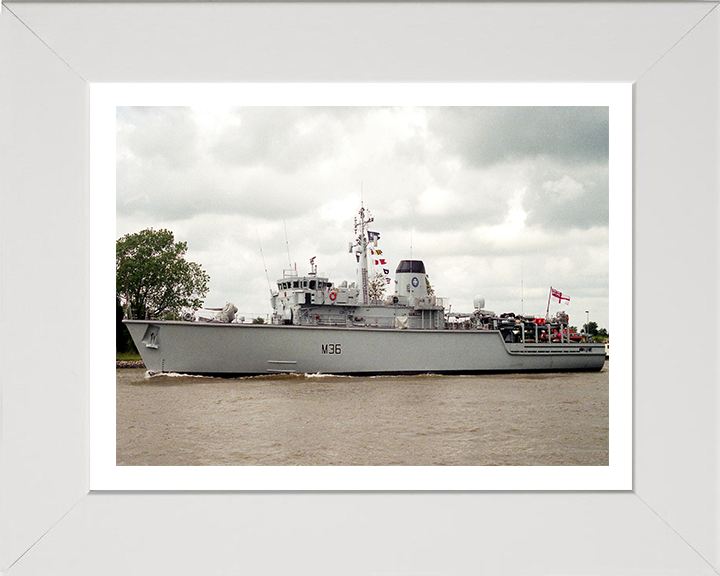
(428, 106, 608, 167)
(209, 107, 368, 173)
(523, 161, 609, 230)
(118, 107, 199, 170)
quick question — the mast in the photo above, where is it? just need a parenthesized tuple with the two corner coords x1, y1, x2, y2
(351, 201, 373, 305)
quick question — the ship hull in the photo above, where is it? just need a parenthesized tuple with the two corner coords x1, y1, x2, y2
(124, 320, 606, 376)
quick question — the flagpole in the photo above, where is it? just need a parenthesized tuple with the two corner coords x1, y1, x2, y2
(546, 287, 552, 320)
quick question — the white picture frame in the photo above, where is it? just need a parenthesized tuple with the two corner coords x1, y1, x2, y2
(1, 2, 718, 574)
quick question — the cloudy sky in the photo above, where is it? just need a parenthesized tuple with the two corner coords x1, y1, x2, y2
(116, 105, 609, 330)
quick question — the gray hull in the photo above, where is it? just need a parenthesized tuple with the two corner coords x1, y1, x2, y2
(124, 320, 606, 376)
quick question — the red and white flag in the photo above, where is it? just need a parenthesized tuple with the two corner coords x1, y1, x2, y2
(551, 287, 570, 304)
(370, 244, 392, 286)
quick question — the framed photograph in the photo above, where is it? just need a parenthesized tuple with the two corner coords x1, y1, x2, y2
(2, 2, 718, 574)
(92, 83, 631, 492)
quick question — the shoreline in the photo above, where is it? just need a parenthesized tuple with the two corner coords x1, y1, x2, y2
(116, 360, 145, 369)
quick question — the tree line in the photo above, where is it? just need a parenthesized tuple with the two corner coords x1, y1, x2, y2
(116, 228, 209, 352)
(581, 321, 609, 342)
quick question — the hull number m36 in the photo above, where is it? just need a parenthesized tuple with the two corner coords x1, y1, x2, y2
(321, 343, 342, 355)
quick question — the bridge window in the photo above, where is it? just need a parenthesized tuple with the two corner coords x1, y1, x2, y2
(396, 260, 426, 274)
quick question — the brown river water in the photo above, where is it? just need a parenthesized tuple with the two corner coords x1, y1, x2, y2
(116, 363, 608, 466)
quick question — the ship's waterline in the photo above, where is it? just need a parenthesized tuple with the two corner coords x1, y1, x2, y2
(116, 363, 609, 467)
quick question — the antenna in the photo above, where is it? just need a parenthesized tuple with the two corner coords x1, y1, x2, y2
(410, 227, 413, 259)
(257, 229, 273, 295)
(283, 219, 292, 268)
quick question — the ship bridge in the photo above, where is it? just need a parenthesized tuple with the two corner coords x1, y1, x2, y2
(276, 275, 333, 294)
(271, 263, 363, 324)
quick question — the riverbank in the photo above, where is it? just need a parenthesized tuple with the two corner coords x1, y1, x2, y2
(116, 360, 145, 369)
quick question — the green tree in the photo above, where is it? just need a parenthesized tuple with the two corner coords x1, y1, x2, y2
(583, 321, 598, 337)
(583, 321, 609, 342)
(368, 272, 388, 302)
(117, 228, 210, 320)
(425, 275, 435, 296)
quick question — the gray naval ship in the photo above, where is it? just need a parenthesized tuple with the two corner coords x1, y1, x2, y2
(124, 205, 606, 376)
